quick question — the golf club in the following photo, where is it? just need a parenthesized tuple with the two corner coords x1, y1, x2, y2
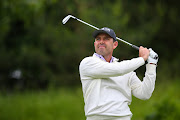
(62, 15, 158, 59)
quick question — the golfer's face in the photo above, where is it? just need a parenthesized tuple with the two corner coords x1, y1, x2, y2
(94, 33, 117, 56)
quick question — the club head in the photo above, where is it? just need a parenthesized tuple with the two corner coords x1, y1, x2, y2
(62, 15, 75, 24)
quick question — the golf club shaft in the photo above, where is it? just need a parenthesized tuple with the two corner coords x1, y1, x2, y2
(71, 16, 139, 50)
(116, 37, 139, 50)
(75, 17, 99, 30)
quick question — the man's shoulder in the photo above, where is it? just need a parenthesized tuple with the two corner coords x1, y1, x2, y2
(80, 56, 99, 65)
(81, 55, 101, 62)
(81, 56, 93, 62)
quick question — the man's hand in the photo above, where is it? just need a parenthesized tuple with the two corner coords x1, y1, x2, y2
(139, 46, 150, 61)
(147, 48, 158, 65)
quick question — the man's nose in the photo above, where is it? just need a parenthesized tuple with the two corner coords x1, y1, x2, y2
(99, 39, 105, 43)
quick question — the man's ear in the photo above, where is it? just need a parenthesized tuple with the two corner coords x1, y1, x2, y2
(113, 41, 118, 49)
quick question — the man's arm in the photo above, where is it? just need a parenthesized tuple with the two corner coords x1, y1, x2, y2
(129, 64, 156, 100)
(79, 57, 145, 79)
(129, 48, 158, 100)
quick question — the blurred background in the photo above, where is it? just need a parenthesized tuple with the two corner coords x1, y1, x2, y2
(0, 0, 179, 120)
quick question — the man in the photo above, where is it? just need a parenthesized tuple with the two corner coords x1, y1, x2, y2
(79, 27, 158, 120)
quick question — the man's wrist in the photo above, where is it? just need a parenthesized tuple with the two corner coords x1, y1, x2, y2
(149, 63, 157, 66)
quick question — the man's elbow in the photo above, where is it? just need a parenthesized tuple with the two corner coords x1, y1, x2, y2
(139, 93, 152, 100)
(134, 91, 152, 100)
(133, 86, 155, 100)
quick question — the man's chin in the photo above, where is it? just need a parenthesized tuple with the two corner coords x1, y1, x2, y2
(97, 51, 106, 56)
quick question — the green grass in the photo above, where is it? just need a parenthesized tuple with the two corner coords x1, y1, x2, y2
(0, 88, 86, 120)
(0, 80, 179, 120)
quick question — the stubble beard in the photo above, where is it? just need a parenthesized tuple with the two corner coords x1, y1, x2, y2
(96, 47, 110, 57)
(95, 43, 113, 57)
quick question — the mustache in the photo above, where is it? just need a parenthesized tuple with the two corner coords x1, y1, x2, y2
(98, 44, 106, 47)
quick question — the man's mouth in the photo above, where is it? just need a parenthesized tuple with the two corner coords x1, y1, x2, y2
(98, 45, 106, 48)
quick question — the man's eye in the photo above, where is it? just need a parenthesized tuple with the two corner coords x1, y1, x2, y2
(104, 38, 109, 40)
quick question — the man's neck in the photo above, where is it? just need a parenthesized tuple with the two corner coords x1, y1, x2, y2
(103, 54, 112, 62)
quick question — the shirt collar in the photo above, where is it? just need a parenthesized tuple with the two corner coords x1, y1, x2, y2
(93, 53, 115, 63)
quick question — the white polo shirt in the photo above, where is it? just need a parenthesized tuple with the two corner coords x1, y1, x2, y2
(79, 54, 156, 117)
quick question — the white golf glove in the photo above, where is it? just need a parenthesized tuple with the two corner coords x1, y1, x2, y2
(147, 48, 158, 65)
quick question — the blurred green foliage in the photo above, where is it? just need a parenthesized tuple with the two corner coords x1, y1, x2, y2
(146, 99, 180, 120)
(130, 79, 180, 120)
(0, 0, 180, 91)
